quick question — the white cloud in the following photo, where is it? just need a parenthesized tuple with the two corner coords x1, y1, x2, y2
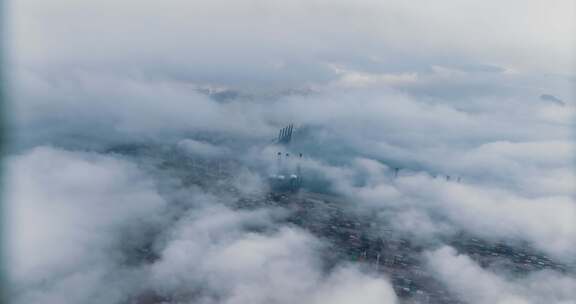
(10, 0, 575, 86)
(6, 146, 399, 304)
(6, 1, 576, 303)
(426, 246, 576, 304)
(149, 205, 398, 304)
(326, 162, 576, 260)
(397, 176, 576, 259)
(6, 146, 167, 304)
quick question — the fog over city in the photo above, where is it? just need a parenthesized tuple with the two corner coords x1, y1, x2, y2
(5, 1, 576, 303)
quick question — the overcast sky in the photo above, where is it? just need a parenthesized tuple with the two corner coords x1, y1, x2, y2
(6, 1, 576, 303)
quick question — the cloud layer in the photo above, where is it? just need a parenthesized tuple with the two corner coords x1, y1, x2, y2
(6, 0, 576, 303)
(6, 147, 399, 304)
(426, 246, 576, 304)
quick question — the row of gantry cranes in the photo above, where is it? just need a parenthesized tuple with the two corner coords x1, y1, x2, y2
(267, 124, 462, 195)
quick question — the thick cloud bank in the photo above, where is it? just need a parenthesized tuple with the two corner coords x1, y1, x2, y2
(149, 206, 397, 304)
(326, 161, 576, 259)
(6, 147, 166, 303)
(6, 147, 398, 304)
(426, 247, 576, 304)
